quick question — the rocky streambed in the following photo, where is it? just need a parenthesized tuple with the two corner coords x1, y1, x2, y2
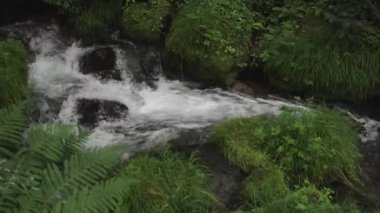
(1, 21, 380, 209)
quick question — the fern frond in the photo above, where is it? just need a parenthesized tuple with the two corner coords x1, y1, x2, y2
(0, 102, 28, 159)
(26, 124, 86, 164)
(17, 145, 125, 212)
(50, 178, 135, 213)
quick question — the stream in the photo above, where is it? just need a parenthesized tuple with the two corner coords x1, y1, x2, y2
(1, 21, 380, 154)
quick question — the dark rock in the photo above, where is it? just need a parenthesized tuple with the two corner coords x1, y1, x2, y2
(79, 47, 122, 81)
(76, 99, 128, 128)
(0, 0, 57, 27)
(124, 43, 161, 88)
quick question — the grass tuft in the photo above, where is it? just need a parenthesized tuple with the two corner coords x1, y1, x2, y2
(262, 22, 380, 102)
(0, 39, 28, 107)
(120, 152, 223, 212)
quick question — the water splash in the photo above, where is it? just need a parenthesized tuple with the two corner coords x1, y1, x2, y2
(2, 22, 378, 150)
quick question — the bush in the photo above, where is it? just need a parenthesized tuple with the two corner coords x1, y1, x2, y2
(211, 109, 359, 186)
(120, 152, 222, 212)
(0, 39, 28, 107)
(165, 0, 256, 84)
(254, 183, 359, 213)
(210, 117, 270, 173)
(261, 22, 380, 101)
(122, 0, 171, 42)
(241, 167, 289, 206)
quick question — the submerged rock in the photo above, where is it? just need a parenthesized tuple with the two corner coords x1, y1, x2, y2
(76, 98, 128, 128)
(79, 47, 122, 80)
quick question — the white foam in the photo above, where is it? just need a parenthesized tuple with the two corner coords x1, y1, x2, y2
(23, 23, 379, 149)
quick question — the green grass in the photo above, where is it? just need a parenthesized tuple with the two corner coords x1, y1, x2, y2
(75, 0, 121, 44)
(211, 108, 359, 186)
(240, 167, 289, 207)
(120, 152, 223, 212)
(262, 22, 380, 102)
(122, 0, 170, 42)
(165, 0, 254, 84)
(210, 117, 270, 172)
(0, 39, 28, 107)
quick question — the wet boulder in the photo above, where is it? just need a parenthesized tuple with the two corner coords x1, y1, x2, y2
(79, 47, 122, 81)
(76, 98, 128, 128)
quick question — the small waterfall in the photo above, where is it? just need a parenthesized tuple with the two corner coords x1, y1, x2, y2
(2, 22, 379, 150)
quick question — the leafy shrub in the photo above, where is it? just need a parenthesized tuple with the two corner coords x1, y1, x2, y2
(241, 167, 288, 206)
(254, 109, 359, 186)
(0, 39, 28, 107)
(122, 0, 171, 42)
(254, 183, 359, 213)
(211, 109, 359, 186)
(120, 152, 222, 212)
(210, 117, 269, 172)
(261, 22, 380, 101)
(165, 0, 256, 84)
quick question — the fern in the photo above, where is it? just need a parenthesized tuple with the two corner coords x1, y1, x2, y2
(50, 178, 135, 213)
(0, 102, 28, 159)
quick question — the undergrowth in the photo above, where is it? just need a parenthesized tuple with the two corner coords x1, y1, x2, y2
(122, 0, 171, 42)
(211, 108, 359, 186)
(0, 39, 28, 107)
(261, 22, 380, 101)
(165, 0, 257, 84)
(121, 152, 222, 212)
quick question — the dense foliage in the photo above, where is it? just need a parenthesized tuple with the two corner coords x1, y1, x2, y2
(165, 0, 256, 84)
(122, 0, 171, 42)
(257, 0, 380, 101)
(0, 39, 28, 107)
(211, 108, 359, 186)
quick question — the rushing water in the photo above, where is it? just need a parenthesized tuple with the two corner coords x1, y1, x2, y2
(1, 22, 379, 151)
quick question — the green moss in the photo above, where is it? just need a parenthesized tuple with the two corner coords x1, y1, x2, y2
(0, 39, 28, 107)
(211, 109, 359, 186)
(120, 152, 222, 212)
(210, 117, 270, 173)
(122, 0, 170, 42)
(241, 167, 289, 206)
(165, 0, 254, 84)
(261, 21, 380, 102)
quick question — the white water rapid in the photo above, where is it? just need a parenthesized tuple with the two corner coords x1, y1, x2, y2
(3, 22, 379, 151)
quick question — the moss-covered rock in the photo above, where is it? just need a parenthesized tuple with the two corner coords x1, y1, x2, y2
(165, 0, 254, 84)
(121, 152, 223, 212)
(210, 117, 270, 173)
(122, 0, 170, 42)
(0, 38, 28, 107)
(241, 167, 288, 206)
(211, 108, 360, 186)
